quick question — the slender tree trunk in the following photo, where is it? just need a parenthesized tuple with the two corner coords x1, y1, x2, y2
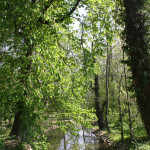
(123, 0, 150, 137)
(82, 24, 105, 129)
(118, 74, 124, 142)
(123, 50, 133, 142)
(63, 134, 66, 150)
(105, 43, 110, 133)
(110, 46, 115, 102)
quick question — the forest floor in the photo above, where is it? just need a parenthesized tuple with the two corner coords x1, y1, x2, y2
(97, 123, 150, 150)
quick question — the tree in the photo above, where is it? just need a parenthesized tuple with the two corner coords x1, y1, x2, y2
(0, 1, 95, 148)
(105, 43, 111, 133)
(82, 0, 116, 130)
(92, 41, 105, 129)
(122, 0, 150, 137)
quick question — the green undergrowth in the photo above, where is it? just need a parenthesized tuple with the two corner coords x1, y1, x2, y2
(0, 123, 10, 149)
(107, 123, 150, 150)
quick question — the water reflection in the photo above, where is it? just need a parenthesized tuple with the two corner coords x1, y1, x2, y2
(58, 128, 99, 150)
(47, 128, 111, 150)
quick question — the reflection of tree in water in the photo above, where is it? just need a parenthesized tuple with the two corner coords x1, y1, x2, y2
(48, 128, 103, 150)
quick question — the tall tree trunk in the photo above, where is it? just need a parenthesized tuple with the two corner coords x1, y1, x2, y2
(91, 41, 105, 129)
(94, 74, 105, 129)
(110, 46, 115, 103)
(105, 43, 110, 133)
(118, 74, 124, 142)
(123, 0, 150, 137)
(123, 50, 133, 142)
(10, 39, 33, 136)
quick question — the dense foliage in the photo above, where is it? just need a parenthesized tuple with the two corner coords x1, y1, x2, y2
(0, 0, 150, 149)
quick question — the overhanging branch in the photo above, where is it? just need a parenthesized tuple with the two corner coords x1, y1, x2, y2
(38, 0, 82, 25)
(56, 0, 82, 23)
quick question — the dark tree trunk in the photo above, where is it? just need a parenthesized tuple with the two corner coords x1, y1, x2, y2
(123, 0, 150, 137)
(91, 39, 105, 129)
(63, 134, 66, 150)
(10, 107, 24, 136)
(94, 74, 105, 129)
(105, 43, 110, 133)
(10, 38, 33, 136)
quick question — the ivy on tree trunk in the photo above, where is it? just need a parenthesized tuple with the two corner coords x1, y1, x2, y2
(123, 0, 150, 137)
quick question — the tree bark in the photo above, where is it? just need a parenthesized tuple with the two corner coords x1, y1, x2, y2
(91, 40, 105, 129)
(105, 43, 110, 133)
(10, 39, 33, 136)
(123, 0, 150, 137)
(94, 74, 105, 129)
(110, 46, 115, 103)
(10, 106, 24, 136)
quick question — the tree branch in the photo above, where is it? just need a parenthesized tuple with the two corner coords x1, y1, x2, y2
(38, 0, 82, 25)
(56, 0, 82, 23)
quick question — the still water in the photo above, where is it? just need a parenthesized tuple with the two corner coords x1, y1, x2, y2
(47, 128, 111, 150)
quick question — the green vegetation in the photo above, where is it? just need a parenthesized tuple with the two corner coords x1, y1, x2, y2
(108, 123, 150, 150)
(0, 0, 150, 149)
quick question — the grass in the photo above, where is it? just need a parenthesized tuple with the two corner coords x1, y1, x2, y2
(106, 123, 150, 150)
